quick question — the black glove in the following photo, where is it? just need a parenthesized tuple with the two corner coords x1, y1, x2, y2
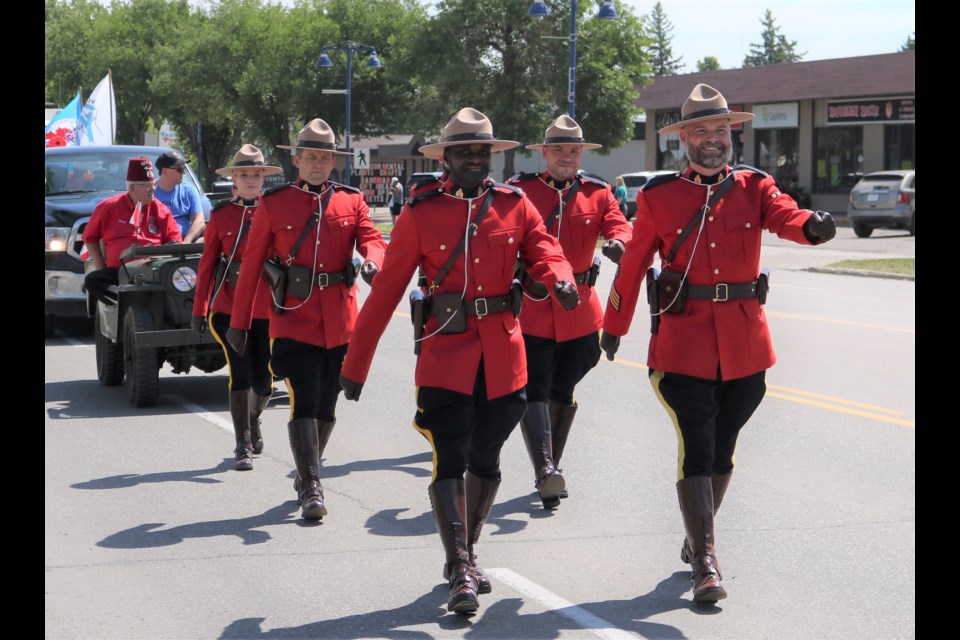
(340, 374, 364, 401)
(190, 315, 206, 335)
(226, 327, 247, 357)
(804, 210, 837, 243)
(600, 331, 620, 362)
(601, 239, 625, 264)
(554, 281, 579, 311)
(360, 260, 379, 285)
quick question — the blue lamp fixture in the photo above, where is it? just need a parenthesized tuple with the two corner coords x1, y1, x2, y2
(529, 1, 619, 119)
(316, 42, 382, 185)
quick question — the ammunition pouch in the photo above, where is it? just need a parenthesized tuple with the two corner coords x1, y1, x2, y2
(428, 289, 520, 334)
(656, 269, 688, 314)
(522, 258, 600, 297)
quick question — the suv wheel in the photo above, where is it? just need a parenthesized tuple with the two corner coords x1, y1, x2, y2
(123, 305, 160, 407)
(96, 311, 124, 386)
(853, 223, 874, 238)
(909, 213, 915, 236)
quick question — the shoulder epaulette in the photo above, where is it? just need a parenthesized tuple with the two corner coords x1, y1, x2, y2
(331, 181, 361, 194)
(642, 172, 681, 192)
(262, 183, 289, 196)
(493, 181, 524, 197)
(578, 172, 609, 187)
(408, 187, 444, 207)
(508, 171, 539, 183)
(731, 164, 768, 177)
(211, 198, 234, 211)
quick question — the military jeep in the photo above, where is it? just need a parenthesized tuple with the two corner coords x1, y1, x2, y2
(92, 242, 226, 407)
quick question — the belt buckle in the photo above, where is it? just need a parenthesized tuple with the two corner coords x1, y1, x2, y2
(316, 272, 329, 289)
(474, 298, 488, 318)
(713, 283, 729, 302)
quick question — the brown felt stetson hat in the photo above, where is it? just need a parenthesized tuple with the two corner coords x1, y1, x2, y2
(526, 115, 602, 150)
(276, 118, 352, 154)
(658, 83, 754, 135)
(418, 107, 519, 157)
(215, 144, 283, 176)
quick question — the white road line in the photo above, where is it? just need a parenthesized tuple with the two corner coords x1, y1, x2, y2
(485, 568, 636, 640)
(167, 395, 233, 433)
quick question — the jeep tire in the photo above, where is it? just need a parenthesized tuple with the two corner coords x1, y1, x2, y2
(123, 305, 160, 407)
(96, 311, 124, 386)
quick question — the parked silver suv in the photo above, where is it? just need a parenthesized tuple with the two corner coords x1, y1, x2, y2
(617, 170, 676, 219)
(846, 170, 915, 237)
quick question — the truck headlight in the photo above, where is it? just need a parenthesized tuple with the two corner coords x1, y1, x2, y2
(171, 266, 198, 292)
(45, 227, 70, 252)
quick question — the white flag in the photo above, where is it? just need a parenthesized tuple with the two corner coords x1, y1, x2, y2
(128, 201, 141, 226)
(78, 73, 116, 146)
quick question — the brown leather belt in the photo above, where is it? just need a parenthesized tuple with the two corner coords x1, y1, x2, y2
(312, 268, 351, 288)
(462, 294, 514, 317)
(686, 281, 759, 302)
(526, 269, 592, 297)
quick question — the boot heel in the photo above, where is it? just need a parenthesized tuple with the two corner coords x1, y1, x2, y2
(446, 560, 479, 613)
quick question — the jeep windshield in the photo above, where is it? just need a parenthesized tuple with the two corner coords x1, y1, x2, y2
(45, 149, 204, 197)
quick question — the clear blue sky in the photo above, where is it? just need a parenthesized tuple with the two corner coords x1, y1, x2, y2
(621, 0, 915, 72)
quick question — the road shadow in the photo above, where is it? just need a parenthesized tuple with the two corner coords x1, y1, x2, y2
(72, 459, 234, 490)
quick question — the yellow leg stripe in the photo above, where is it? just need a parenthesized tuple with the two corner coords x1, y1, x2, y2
(411, 386, 439, 483)
(649, 369, 687, 481)
(284, 377, 295, 423)
(207, 312, 234, 390)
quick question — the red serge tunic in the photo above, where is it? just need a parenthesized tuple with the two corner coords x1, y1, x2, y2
(192, 198, 271, 321)
(82, 193, 182, 268)
(603, 167, 820, 381)
(341, 180, 576, 399)
(229, 181, 387, 348)
(509, 172, 632, 342)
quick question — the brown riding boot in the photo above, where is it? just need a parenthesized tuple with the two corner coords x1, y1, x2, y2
(429, 478, 480, 614)
(682, 472, 732, 563)
(548, 400, 578, 499)
(520, 402, 565, 509)
(249, 392, 271, 455)
(287, 419, 327, 519)
(442, 470, 499, 595)
(293, 419, 336, 504)
(678, 476, 727, 602)
(229, 390, 253, 471)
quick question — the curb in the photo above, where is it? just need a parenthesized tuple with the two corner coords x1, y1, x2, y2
(805, 267, 914, 281)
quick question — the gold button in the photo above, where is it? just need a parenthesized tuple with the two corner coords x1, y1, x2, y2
(477, 285, 483, 291)
(585, 220, 591, 225)
(714, 268, 720, 275)
(677, 228, 683, 234)
(710, 242, 716, 248)
(318, 263, 323, 268)
(745, 222, 752, 228)
(440, 244, 446, 250)
(474, 258, 480, 263)
(508, 237, 514, 244)
(708, 216, 714, 222)
(227, 231, 233, 235)
(286, 225, 293, 229)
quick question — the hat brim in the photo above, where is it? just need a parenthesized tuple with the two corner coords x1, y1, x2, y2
(275, 144, 352, 155)
(658, 112, 754, 135)
(215, 165, 284, 177)
(419, 139, 520, 156)
(526, 142, 602, 150)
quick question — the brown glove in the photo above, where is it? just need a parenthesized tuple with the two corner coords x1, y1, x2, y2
(600, 331, 620, 361)
(360, 260, 379, 285)
(190, 315, 206, 335)
(553, 281, 579, 311)
(226, 327, 247, 357)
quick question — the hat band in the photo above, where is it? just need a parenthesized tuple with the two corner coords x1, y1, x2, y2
(232, 160, 265, 167)
(441, 132, 495, 143)
(682, 107, 734, 122)
(542, 136, 586, 145)
(295, 140, 338, 150)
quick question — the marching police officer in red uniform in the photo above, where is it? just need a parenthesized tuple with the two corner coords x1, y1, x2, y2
(192, 145, 281, 471)
(601, 84, 836, 603)
(508, 115, 632, 509)
(226, 119, 386, 520)
(339, 108, 579, 615)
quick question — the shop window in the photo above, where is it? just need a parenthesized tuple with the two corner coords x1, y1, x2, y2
(885, 124, 915, 170)
(813, 127, 863, 193)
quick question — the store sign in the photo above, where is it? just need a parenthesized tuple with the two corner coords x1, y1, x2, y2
(827, 97, 915, 124)
(358, 161, 404, 206)
(753, 102, 799, 129)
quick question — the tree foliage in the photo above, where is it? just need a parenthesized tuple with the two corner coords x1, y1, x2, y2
(901, 32, 915, 51)
(644, 2, 683, 76)
(696, 56, 721, 72)
(742, 9, 805, 67)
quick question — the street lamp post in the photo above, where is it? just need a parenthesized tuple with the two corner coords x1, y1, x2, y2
(529, 0, 618, 119)
(317, 42, 382, 186)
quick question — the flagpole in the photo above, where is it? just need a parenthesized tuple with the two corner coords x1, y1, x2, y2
(107, 69, 114, 145)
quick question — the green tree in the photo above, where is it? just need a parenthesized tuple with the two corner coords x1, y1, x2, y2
(742, 9, 805, 67)
(696, 56, 721, 72)
(901, 32, 915, 51)
(644, 1, 683, 76)
(414, 0, 652, 179)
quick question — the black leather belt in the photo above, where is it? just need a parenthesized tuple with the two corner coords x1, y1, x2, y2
(463, 294, 514, 317)
(686, 281, 759, 302)
(526, 269, 592, 297)
(313, 268, 351, 288)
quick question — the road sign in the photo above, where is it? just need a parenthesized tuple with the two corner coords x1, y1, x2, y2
(353, 147, 371, 169)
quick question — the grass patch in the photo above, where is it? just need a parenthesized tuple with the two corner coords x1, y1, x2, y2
(825, 258, 914, 277)
(375, 223, 394, 234)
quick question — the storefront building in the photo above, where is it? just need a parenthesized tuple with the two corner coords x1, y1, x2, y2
(636, 50, 914, 213)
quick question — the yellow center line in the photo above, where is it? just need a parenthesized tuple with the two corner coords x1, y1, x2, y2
(766, 310, 914, 334)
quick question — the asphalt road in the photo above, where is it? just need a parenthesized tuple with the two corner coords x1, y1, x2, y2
(45, 227, 915, 640)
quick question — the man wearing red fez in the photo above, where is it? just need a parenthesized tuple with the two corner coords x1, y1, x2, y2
(83, 157, 182, 305)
